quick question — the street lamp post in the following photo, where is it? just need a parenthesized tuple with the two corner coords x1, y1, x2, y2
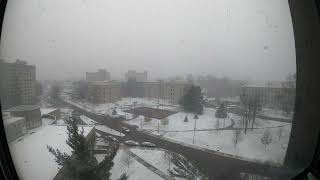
(193, 117, 197, 144)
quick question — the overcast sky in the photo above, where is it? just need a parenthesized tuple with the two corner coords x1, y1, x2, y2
(0, 0, 296, 81)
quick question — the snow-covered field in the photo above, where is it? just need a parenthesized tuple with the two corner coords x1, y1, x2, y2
(259, 108, 293, 120)
(127, 108, 232, 132)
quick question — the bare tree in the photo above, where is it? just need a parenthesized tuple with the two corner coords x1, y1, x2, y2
(277, 127, 284, 140)
(261, 129, 273, 148)
(240, 93, 261, 133)
(233, 129, 242, 148)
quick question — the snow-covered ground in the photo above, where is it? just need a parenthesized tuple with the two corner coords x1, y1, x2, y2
(259, 108, 293, 120)
(63, 95, 177, 117)
(126, 108, 232, 133)
(105, 147, 163, 180)
(130, 147, 174, 176)
(8, 123, 94, 180)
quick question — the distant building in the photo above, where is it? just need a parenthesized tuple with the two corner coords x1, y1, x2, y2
(142, 80, 191, 104)
(0, 59, 36, 109)
(125, 70, 148, 82)
(6, 105, 42, 129)
(87, 81, 122, 104)
(86, 69, 110, 82)
(241, 81, 295, 107)
(3, 112, 27, 142)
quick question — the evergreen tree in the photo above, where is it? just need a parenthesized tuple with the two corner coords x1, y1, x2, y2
(179, 85, 204, 114)
(184, 115, 189, 122)
(47, 117, 118, 180)
(215, 103, 227, 118)
(112, 109, 117, 115)
(117, 173, 129, 180)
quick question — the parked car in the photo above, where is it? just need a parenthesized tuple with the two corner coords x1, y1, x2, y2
(121, 127, 130, 133)
(142, 142, 156, 147)
(124, 140, 139, 146)
(108, 135, 118, 142)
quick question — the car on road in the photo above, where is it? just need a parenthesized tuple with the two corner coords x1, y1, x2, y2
(107, 135, 118, 142)
(141, 142, 156, 147)
(121, 127, 130, 133)
(124, 140, 139, 146)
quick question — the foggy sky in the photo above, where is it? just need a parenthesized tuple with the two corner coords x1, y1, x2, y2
(0, 0, 296, 81)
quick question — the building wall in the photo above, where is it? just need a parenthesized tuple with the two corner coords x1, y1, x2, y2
(4, 117, 27, 142)
(10, 109, 42, 129)
(241, 84, 295, 108)
(88, 82, 122, 104)
(86, 69, 110, 82)
(0, 60, 36, 108)
(125, 70, 148, 82)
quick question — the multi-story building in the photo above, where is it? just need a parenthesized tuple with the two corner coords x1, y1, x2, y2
(86, 69, 110, 82)
(125, 70, 148, 82)
(141, 80, 191, 104)
(87, 81, 122, 104)
(241, 81, 295, 107)
(0, 59, 36, 109)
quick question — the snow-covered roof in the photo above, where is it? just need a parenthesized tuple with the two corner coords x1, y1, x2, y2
(40, 108, 58, 115)
(3, 116, 25, 126)
(9, 125, 94, 180)
(5, 105, 40, 112)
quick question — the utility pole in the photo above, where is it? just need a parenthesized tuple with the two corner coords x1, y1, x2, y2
(158, 121, 160, 133)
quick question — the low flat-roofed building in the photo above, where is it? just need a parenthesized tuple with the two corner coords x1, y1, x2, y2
(6, 105, 42, 129)
(8, 125, 95, 180)
(3, 115, 27, 142)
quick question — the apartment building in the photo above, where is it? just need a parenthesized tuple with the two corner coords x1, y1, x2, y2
(125, 70, 148, 82)
(141, 80, 191, 104)
(241, 81, 295, 107)
(86, 69, 110, 82)
(87, 81, 122, 104)
(0, 59, 36, 109)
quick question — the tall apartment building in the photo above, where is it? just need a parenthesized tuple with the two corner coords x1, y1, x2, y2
(87, 81, 122, 104)
(86, 69, 110, 82)
(0, 60, 36, 109)
(125, 70, 148, 82)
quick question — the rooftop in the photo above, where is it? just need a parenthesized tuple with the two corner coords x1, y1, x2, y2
(6, 105, 40, 112)
(40, 108, 58, 116)
(9, 125, 94, 180)
(3, 116, 25, 126)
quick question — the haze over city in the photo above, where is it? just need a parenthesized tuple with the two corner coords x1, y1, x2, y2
(0, 0, 295, 81)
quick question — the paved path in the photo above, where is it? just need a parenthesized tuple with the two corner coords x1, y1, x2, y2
(124, 148, 173, 180)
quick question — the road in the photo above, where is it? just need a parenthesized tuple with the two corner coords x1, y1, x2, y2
(60, 99, 293, 180)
